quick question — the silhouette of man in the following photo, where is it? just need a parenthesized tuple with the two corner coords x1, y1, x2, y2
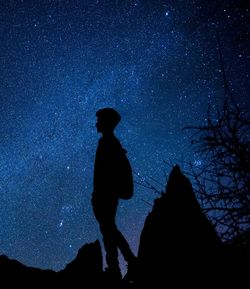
(91, 108, 136, 280)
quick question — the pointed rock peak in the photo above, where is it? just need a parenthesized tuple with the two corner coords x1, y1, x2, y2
(168, 164, 185, 182)
(165, 164, 192, 197)
(172, 164, 181, 174)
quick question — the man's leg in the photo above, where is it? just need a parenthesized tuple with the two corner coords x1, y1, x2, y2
(97, 198, 121, 274)
(114, 228, 135, 263)
(100, 223, 120, 273)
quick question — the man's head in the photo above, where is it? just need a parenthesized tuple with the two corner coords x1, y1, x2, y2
(96, 108, 121, 134)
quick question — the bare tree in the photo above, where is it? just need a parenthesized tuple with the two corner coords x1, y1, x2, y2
(185, 45, 250, 242)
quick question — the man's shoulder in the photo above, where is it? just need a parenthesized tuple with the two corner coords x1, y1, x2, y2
(99, 135, 121, 146)
(98, 136, 124, 154)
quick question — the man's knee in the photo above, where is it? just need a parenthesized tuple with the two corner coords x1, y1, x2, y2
(100, 222, 117, 235)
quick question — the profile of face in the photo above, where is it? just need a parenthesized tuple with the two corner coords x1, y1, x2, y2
(96, 117, 113, 134)
(95, 117, 103, 133)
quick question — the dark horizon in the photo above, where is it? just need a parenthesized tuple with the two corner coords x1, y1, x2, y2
(0, 165, 248, 289)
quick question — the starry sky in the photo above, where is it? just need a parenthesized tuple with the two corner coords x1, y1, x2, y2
(0, 0, 249, 271)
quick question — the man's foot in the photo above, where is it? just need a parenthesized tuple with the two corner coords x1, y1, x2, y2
(123, 257, 138, 284)
(104, 267, 123, 287)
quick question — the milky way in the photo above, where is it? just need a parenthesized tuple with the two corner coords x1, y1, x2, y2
(0, 0, 249, 271)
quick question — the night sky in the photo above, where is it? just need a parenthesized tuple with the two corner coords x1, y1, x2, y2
(1, 0, 249, 272)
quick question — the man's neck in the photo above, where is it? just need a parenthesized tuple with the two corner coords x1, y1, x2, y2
(101, 131, 114, 138)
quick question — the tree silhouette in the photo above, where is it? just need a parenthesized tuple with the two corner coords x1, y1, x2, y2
(186, 44, 250, 242)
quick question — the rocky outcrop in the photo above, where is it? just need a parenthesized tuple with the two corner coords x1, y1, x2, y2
(136, 165, 223, 287)
(0, 240, 103, 287)
(62, 240, 102, 275)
